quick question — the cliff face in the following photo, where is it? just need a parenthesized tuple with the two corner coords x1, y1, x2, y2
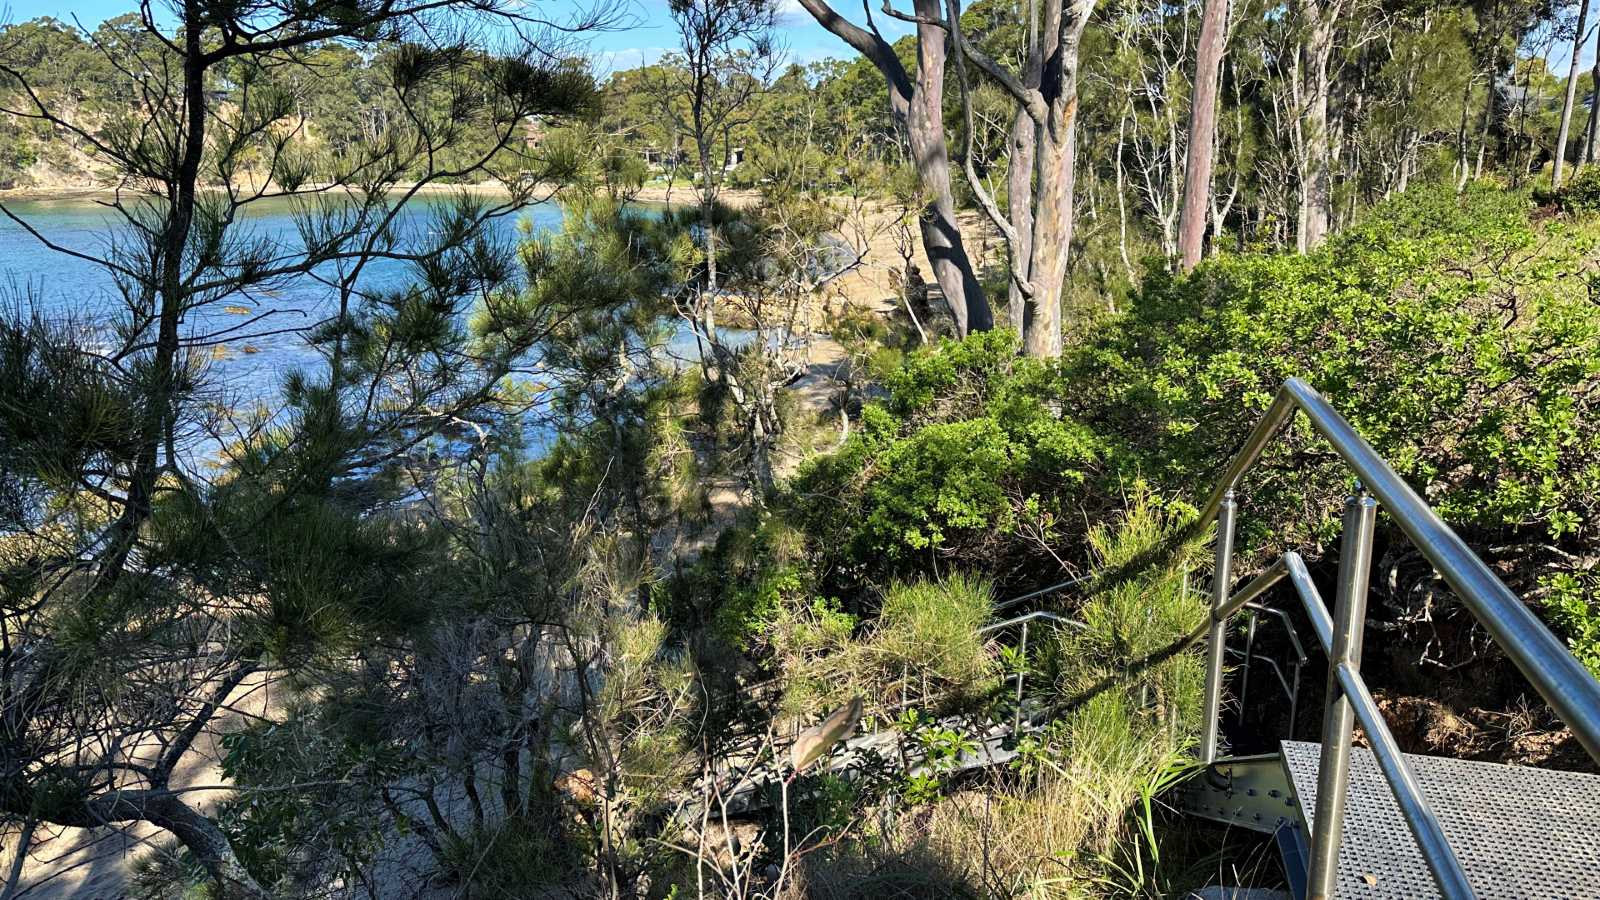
(0, 123, 110, 193)
(19, 154, 107, 191)
(0, 103, 298, 194)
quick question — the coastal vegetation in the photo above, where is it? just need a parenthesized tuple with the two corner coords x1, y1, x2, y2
(1, 0, 1599, 897)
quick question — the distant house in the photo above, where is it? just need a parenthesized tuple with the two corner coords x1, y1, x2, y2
(642, 145, 686, 170)
(1495, 76, 1559, 117)
(634, 145, 744, 172)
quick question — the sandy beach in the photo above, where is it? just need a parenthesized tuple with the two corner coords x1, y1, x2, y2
(0, 179, 764, 207)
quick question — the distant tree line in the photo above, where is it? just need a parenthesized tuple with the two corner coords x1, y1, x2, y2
(8, 2, 1597, 360)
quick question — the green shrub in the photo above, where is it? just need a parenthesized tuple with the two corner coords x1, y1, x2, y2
(770, 574, 999, 724)
(808, 496, 1207, 899)
(1536, 166, 1600, 214)
(656, 511, 814, 650)
(875, 574, 996, 688)
(1060, 184, 1600, 670)
(1049, 490, 1207, 728)
(1541, 571, 1600, 676)
(786, 330, 1103, 591)
(720, 183, 1600, 688)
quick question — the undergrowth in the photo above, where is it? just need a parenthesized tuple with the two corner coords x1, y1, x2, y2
(776, 491, 1217, 899)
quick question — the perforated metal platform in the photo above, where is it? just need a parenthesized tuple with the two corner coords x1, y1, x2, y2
(1281, 740, 1600, 898)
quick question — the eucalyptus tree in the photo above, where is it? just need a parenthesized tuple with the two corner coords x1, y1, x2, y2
(946, 0, 1100, 358)
(796, 0, 995, 337)
(1293, 0, 1348, 249)
(1553, 0, 1593, 187)
(1101, 0, 1195, 262)
(0, 0, 604, 894)
(1586, 34, 1600, 162)
(1178, 0, 1231, 271)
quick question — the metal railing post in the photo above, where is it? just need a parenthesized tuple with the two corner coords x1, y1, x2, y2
(1240, 611, 1259, 715)
(1200, 490, 1238, 763)
(1308, 488, 1377, 899)
(1015, 620, 1029, 734)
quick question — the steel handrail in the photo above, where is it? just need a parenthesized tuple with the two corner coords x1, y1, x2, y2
(977, 610, 1086, 634)
(1244, 602, 1308, 664)
(980, 610, 1084, 732)
(1334, 661, 1475, 897)
(1197, 377, 1600, 761)
(1194, 378, 1600, 899)
(1220, 551, 1474, 895)
(993, 574, 1092, 612)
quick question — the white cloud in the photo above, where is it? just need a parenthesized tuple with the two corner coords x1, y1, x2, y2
(595, 46, 671, 75)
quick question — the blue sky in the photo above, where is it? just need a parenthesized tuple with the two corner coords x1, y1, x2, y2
(0, 0, 912, 74)
(10, 1, 1588, 77)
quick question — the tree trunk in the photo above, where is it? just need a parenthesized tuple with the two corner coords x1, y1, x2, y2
(796, 0, 991, 336)
(5, 790, 273, 900)
(148, 797, 272, 899)
(1474, 74, 1495, 180)
(1115, 105, 1135, 281)
(1019, 1, 1094, 359)
(946, 0, 1095, 358)
(1026, 137, 1068, 358)
(1006, 107, 1036, 327)
(908, 0, 992, 335)
(1297, 0, 1339, 251)
(1178, 0, 1230, 272)
(1564, 1, 1599, 181)
(701, 193, 719, 292)
(1587, 48, 1600, 164)
(1512, 52, 1535, 185)
(1, 819, 34, 900)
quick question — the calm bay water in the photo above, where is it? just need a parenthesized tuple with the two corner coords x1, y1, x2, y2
(0, 195, 569, 404)
(0, 195, 731, 461)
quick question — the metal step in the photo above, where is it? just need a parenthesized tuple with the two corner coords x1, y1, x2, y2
(1280, 740, 1600, 898)
(676, 712, 1040, 822)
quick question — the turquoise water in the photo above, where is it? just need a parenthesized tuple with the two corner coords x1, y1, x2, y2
(0, 196, 736, 461)
(0, 196, 569, 404)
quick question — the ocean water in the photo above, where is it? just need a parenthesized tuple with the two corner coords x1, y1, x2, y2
(0, 195, 569, 401)
(0, 195, 723, 459)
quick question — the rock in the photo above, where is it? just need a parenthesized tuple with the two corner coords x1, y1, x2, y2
(555, 767, 598, 807)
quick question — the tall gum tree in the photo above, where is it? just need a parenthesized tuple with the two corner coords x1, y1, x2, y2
(946, 0, 1099, 358)
(795, 0, 994, 336)
(1295, 0, 1345, 251)
(1554, 0, 1593, 187)
(1178, 0, 1232, 271)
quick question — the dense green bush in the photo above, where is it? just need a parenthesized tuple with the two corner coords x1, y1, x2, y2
(783, 496, 1208, 898)
(655, 510, 815, 651)
(875, 574, 996, 686)
(1536, 166, 1600, 214)
(786, 329, 1105, 593)
(1064, 183, 1600, 671)
(768, 574, 998, 723)
(784, 183, 1600, 673)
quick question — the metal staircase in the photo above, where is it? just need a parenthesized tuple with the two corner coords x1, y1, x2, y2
(679, 611, 1079, 822)
(1178, 378, 1600, 899)
(1182, 741, 1600, 897)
